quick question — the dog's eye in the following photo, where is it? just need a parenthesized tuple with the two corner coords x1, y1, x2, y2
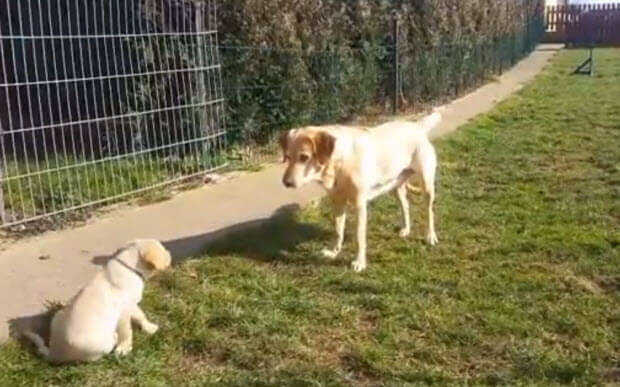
(299, 154, 310, 163)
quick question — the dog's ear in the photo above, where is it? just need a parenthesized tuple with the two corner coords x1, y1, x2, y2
(278, 131, 290, 162)
(313, 131, 336, 164)
(140, 242, 171, 271)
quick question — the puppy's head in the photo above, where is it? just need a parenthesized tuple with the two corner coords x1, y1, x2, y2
(135, 239, 172, 279)
(279, 128, 336, 189)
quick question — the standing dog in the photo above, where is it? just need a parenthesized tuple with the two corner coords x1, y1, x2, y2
(22, 239, 171, 363)
(279, 109, 441, 272)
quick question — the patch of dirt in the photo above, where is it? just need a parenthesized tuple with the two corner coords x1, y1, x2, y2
(593, 276, 620, 293)
(605, 368, 620, 383)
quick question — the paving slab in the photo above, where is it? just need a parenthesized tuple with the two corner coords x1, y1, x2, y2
(0, 44, 562, 342)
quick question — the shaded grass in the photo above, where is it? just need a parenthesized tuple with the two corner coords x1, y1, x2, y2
(1, 48, 619, 385)
(2, 152, 225, 228)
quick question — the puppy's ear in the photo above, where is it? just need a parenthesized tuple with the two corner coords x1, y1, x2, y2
(140, 242, 171, 271)
(278, 131, 290, 162)
(314, 131, 336, 165)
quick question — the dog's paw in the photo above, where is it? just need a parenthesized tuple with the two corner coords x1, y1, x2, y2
(321, 248, 340, 260)
(399, 227, 411, 238)
(114, 341, 132, 356)
(426, 232, 438, 246)
(351, 259, 367, 272)
(142, 322, 159, 335)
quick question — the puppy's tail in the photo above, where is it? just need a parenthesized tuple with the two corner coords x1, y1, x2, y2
(22, 330, 50, 360)
(420, 108, 442, 134)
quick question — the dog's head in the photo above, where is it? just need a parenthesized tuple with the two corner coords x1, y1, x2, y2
(279, 128, 336, 189)
(135, 239, 172, 278)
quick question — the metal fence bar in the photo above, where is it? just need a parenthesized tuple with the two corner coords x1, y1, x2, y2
(0, 65, 221, 88)
(0, 32, 219, 39)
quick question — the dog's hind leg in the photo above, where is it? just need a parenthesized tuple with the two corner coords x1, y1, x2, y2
(423, 178, 438, 246)
(395, 184, 411, 238)
(418, 145, 438, 245)
(351, 198, 368, 272)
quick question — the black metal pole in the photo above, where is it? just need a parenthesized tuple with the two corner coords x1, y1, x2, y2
(589, 47, 594, 77)
(0, 161, 4, 226)
(526, 5, 531, 52)
(195, 1, 210, 157)
(0, 123, 4, 226)
(392, 15, 400, 115)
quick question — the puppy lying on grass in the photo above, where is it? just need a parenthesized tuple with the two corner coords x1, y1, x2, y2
(22, 239, 171, 363)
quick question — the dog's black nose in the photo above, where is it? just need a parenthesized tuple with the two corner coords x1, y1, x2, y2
(282, 177, 294, 188)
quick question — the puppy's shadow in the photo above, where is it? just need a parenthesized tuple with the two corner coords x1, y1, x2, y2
(8, 301, 62, 347)
(91, 203, 329, 267)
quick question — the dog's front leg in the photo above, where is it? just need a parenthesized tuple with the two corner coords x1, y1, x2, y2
(130, 305, 159, 335)
(351, 198, 368, 272)
(114, 314, 133, 356)
(322, 200, 346, 259)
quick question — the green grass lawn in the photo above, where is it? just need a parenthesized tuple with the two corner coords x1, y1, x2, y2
(1, 48, 619, 386)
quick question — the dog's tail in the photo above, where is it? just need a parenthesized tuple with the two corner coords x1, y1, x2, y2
(420, 108, 442, 134)
(22, 330, 51, 360)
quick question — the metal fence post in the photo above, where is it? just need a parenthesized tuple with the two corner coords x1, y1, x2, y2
(392, 15, 400, 115)
(0, 124, 4, 226)
(195, 1, 209, 157)
(526, 6, 531, 52)
(0, 162, 4, 226)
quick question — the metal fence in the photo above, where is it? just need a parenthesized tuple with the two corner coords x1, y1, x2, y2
(0, 0, 226, 228)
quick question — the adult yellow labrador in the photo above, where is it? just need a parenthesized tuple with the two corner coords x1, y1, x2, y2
(279, 109, 441, 272)
(22, 239, 171, 363)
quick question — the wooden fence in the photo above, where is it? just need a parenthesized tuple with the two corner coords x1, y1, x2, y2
(545, 3, 620, 45)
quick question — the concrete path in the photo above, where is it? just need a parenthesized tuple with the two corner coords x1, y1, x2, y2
(0, 44, 562, 342)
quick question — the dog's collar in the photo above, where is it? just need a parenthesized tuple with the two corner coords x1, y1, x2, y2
(112, 257, 145, 281)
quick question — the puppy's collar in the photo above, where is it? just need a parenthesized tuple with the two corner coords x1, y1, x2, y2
(112, 257, 145, 281)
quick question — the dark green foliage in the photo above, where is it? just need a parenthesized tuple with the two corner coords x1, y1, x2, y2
(217, 0, 546, 152)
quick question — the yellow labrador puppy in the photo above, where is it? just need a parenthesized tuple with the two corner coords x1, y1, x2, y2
(280, 109, 441, 272)
(22, 239, 171, 363)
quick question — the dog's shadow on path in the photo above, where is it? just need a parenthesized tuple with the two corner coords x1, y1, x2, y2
(90, 203, 329, 267)
(195, 204, 330, 266)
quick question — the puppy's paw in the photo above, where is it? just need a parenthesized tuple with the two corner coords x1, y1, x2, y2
(142, 321, 159, 335)
(351, 259, 367, 272)
(398, 227, 411, 238)
(426, 232, 438, 246)
(114, 341, 132, 356)
(321, 248, 340, 260)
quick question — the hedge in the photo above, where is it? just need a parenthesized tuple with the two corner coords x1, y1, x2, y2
(218, 0, 546, 157)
